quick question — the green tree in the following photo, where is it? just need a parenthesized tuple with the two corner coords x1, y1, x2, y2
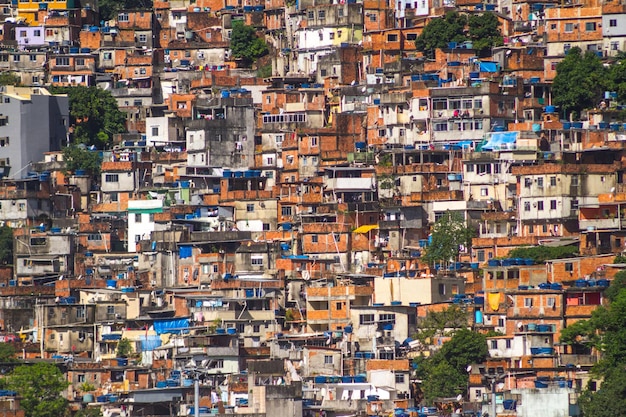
(98, 0, 153, 22)
(579, 367, 626, 417)
(467, 13, 503, 56)
(552, 47, 607, 119)
(75, 408, 103, 417)
(0, 344, 18, 363)
(508, 244, 579, 264)
(0, 72, 20, 86)
(415, 305, 469, 344)
(49, 86, 126, 149)
(116, 338, 134, 358)
(62, 145, 102, 176)
(0, 225, 13, 265)
(414, 329, 487, 402)
(415, 12, 467, 58)
(6, 363, 69, 417)
(230, 21, 269, 67)
(423, 211, 473, 267)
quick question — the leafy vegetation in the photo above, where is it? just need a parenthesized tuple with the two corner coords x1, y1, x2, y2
(0, 344, 18, 363)
(415, 305, 469, 344)
(0, 72, 20, 86)
(423, 212, 474, 267)
(560, 276, 626, 415)
(257, 63, 273, 78)
(116, 338, 134, 358)
(98, 0, 153, 22)
(552, 47, 607, 120)
(0, 226, 13, 265)
(414, 329, 487, 403)
(415, 12, 502, 58)
(62, 145, 102, 176)
(6, 363, 69, 417)
(230, 21, 269, 67)
(49, 86, 126, 149)
(507, 244, 579, 263)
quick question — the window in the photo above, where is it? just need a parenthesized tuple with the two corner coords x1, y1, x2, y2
(138, 34, 147, 42)
(565, 262, 573, 272)
(505, 339, 512, 349)
(407, 33, 417, 41)
(387, 34, 398, 42)
(251, 256, 263, 266)
(253, 325, 260, 333)
(310, 136, 318, 147)
(524, 178, 532, 188)
(380, 313, 396, 324)
(537, 177, 544, 188)
(338, 7, 344, 17)
(547, 297, 556, 308)
(329, 32, 335, 40)
(29, 54, 37, 62)
(571, 199, 579, 210)
(281, 206, 292, 216)
(76, 306, 86, 319)
(135, 213, 142, 223)
(369, 14, 377, 22)
(550, 176, 557, 187)
(151, 126, 159, 136)
(77, 374, 85, 383)
(359, 314, 375, 324)
(395, 373, 405, 384)
(524, 298, 533, 307)
(246, 203, 254, 212)
(75, 58, 85, 66)
(135, 234, 141, 243)
(585, 22, 596, 31)
(439, 283, 446, 295)
(110, 193, 118, 202)
(307, 10, 314, 19)
(537, 201, 544, 211)
(336, 302, 343, 310)
(55, 57, 70, 66)
(324, 355, 333, 364)
(474, 99, 483, 109)
(491, 340, 498, 349)
(610, 19, 617, 27)
(312, 235, 318, 243)
(318, 10, 325, 19)
(87, 234, 101, 241)
(565, 23, 574, 32)
(0, 137, 7, 147)
(477, 250, 485, 262)
(105, 174, 119, 182)
(524, 202, 531, 212)
(107, 305, 115, 315)
(529, 224, 534, 234)
(480, 188, 488, 197)
(550, 200, 557, 210)
(103, 52, 112, 60)
(118, 13, 129, 21)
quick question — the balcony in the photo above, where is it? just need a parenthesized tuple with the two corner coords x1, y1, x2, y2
(579, 218, 620, 231)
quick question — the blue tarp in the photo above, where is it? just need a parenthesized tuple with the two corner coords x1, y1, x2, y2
(481, 131, 519, 151)
(140, 335, 162, 351)
(179, 246, 192, 259)
(153, 318, 189, 335)
(479, 61, 500, 73)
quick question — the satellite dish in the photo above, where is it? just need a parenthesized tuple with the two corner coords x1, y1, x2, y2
(456, 394, 463, 402)
(466, 365, 472, 373)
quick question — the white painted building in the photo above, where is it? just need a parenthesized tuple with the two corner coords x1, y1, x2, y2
(127, 200, 163, 252)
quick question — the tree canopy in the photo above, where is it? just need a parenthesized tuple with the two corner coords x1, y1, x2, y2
(552, 47, 607, 119)
(415, 305, 469, 344)
(230, 21, 269, 67)
(0, 226, 12, 265)
(423, 211, 473, 267)
(6, 363, 69, 417)
(415, 12, 502, 58)
(0, 72, 20, 86)
(414, 329, 487, 403)
(49, 86, 126, 149)
(62, 145, 103, 176)
(507, 244, 579, 264)
(98, 0, 153, 22)
(559, 277, 626, 416)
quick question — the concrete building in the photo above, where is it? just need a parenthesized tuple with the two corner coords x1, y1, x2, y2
(0, 86, 69, 179)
